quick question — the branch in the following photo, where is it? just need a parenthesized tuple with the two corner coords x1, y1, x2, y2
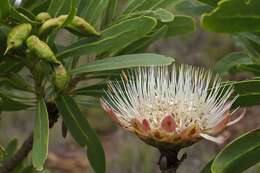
(0, 103, 59, 173)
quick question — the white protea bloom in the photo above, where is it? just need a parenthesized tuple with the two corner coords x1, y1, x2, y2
(101, 65, 245, 148)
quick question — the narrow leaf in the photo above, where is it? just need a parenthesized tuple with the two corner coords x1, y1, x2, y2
(0, 0, 11, 19)
(201, 0, 260, 33)
(57, 16, 157, 59)
(47, 0, 66, 17)
(175, 0, 212, 16)
(71, 53, 174, 75)
(214, 52, 252, 75)
(118, 26, 168, 54)
(153, 8, 174, 23)
(9, 6, 38, 25)
(61, 0, 77, 27)
(213, 79, 260, 108)
(165, 15, 195, 37)
(212, 129, 260, 173)
(32, 97, 49, 171)
(83, 0, 109, 25)
(124, 0, 178, 14)
(0, 91, 31, 111)
(55, 95, 105, 173)
(101, 0, 118, 28)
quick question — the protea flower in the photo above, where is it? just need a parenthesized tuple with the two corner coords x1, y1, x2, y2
(101, 65, 244, 150)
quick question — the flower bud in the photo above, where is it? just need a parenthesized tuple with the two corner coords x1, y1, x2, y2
(35, 12, 51, 23)
(66, 16, 101, 36)
(38, 18, 63, 36)
(26, 35, 60, 64)
(5, 23, 32, 54)
(38, 15, 100, 37)
(53, 64, 68, 90)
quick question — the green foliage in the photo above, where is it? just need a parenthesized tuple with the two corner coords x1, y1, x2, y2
(57, 16, 158, 58)
(71, 53, 174, 75)
(0, 0, 11, 19)
(214, 52, 251, 75)
(32, 97, 49, 171)
(175, 0, 212, 16)
(199, 1, 260, 171)
(55, 95, 105, 173)
(201, 0, 260, 33)
(200, 129, 260, 173)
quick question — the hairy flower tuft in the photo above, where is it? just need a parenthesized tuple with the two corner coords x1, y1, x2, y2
(101, 65, 244, 148)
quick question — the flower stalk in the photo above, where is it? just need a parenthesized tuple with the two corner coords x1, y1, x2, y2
(158, 148, 186, 173)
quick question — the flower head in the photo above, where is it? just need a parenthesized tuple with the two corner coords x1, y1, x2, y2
(101, 65, 244, 149)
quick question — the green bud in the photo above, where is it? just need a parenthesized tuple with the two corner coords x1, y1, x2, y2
(38, 18, 64, 36)
(35, 12, 51, 23)
(5, 23, 32, 54)
(53, 64, 68, 90)
(26, 35, 60, 64)
(68, 16, 101, 36)
(38, 15, 100, 37)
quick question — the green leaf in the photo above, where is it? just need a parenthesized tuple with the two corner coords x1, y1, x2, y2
(21, 0, 40, 9)
(175, 0, 212, 16)
(214, 52, 252, 75)
(165, 15, 195, 37)
(211, 129, 260, 173)
(71, 53, 174, 75)
(55, 95, 105, 173)
(16, 7, 36, 21)
(61, 0, 77, 27)
(0, 0, 11, 19)
(153, 8, 174, 23)
(238, 36, 260, 60)
(118, 26, 168, 54)
(201, 0, 260, 33)
(0, 73, 33, 92)
(233, 64, 260, 76)
(9, 6, 38, 25)
(82, 0, 109, 25)
(218, 79, 260, 107)
(47, 0, 66, 17)
(124, 0, 178, 14)
(234, 92, 260, 108)
(77, 0, 91, 17)
(198, 0, 219, 7)
(73, 82, 108, 97)
(57, 16, 157, 59)
(32, 97, 49, 171)
(0, 91, 31, 111)
(240, 32, 260, 45)
(30, 0, 52, 15)
(0, 57, 24, 74)
(101, 0, 118, 28)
